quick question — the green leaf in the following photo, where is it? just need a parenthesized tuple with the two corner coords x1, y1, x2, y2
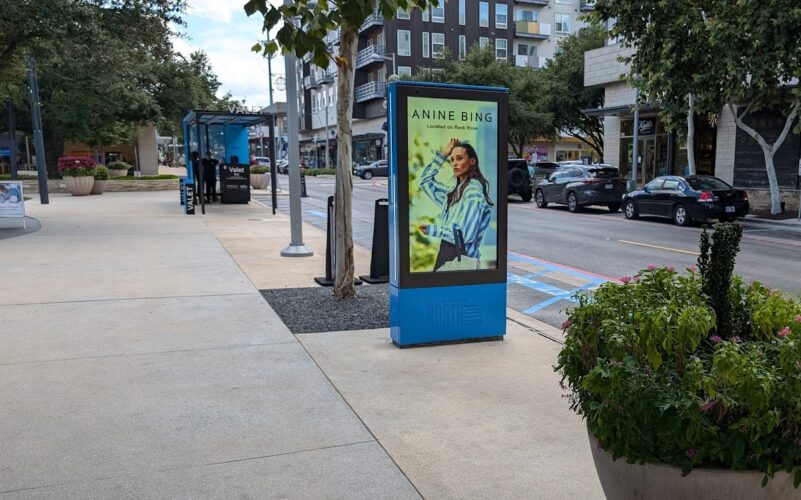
(731, 436, 745, 465)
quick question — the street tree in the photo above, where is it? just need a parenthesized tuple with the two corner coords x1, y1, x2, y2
(245, 0, 442, 299)
(413, 44, 554, 158)
(594, 0, 801, 213)
(538, 23, 606, 160)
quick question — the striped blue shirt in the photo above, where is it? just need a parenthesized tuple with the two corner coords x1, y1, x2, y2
(420, 152, 492, 259)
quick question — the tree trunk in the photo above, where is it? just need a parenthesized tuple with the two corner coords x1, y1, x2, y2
(686, 93, 696, 175)
(333, 27, 358, 298)
(729, 102, 800, 215)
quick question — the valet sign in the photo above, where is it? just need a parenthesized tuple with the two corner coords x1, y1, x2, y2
(387, 82, 509, 347)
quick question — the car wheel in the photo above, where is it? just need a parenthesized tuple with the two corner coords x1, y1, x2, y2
(520, 189, 532, 202)
(567, 192, 580, 212)
(608, 202, 621, 213)
(535, 189, 548, 208)
(363, 171, 373, 180)
(509, 168, 527, 189)
(673, 204, 691, 226)
(624, 200, 639, 219)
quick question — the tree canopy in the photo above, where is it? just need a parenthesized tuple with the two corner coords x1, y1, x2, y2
(593, 0, 801, 213)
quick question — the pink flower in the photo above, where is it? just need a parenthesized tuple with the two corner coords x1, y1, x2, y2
(561, 319, 572, 330)
(647, 264, 657, 271)
(710, 335, 723, 345)
(700, 400, 717, 413)
(794, 315, 801, 323)
(620, 276, 632, 284)
(687, 265, 698, 273)
(686, 448, 699, 459)
(633, 276, 641, 283)
(778, 327, 791, 337)
(664, 266, 676, 273)
(730, 336, 742, 343)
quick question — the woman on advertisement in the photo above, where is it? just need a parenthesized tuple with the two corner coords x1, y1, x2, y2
(416, 138, 494, 271)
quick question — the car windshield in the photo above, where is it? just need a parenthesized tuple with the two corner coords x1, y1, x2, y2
(686, 177, 731, 191)
(589, 168, 618, 178)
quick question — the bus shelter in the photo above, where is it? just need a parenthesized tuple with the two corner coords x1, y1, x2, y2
(180, 110, 269, 215)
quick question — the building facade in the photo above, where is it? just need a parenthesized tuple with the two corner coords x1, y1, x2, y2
(298, 0, 595, 167)
(583, 40, 801, 212)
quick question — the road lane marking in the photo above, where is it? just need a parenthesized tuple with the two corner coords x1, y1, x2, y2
(618, 240, 699, 256)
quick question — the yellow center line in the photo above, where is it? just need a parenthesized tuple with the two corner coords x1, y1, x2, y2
(618, 240, 700, 256)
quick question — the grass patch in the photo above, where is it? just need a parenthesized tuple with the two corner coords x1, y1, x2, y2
(109, 175, 179, 180)
(0, 174, 39, 180)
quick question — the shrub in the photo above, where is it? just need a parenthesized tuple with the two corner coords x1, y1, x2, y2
(94, 165, 109, 181)
(57, 156, 96, 177)
(698, 223, 744, 336)
(107, 161, 132, 172)
(556, 224, 801, 485)
(110, 175, 179, 180)
(303, 168, 336, 176)
(251, 166, 269, 174)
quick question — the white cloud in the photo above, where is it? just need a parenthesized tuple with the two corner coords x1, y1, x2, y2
(186, 0, 241, 23)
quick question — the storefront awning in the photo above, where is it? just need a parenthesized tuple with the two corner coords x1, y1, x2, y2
(581, 104, 657, 117)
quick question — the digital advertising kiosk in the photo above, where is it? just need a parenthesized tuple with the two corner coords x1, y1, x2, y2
(387, 82, 509, 347)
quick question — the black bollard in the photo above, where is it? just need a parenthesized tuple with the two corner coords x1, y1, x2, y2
(314, 195, 363, 287)
(300, 171, 308, 198)
(359, 198, 390, 284)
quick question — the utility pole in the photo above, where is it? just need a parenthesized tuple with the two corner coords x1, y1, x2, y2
(324, 101, 330, 169)
(280, 1, 313, 257)
(27, 57, 49, 204)
(267, 45, 278, 214)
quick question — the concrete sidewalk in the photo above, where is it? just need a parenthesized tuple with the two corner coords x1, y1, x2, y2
(2, 191, 602, 499)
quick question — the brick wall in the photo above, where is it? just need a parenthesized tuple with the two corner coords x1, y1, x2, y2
(603, 116, 621, 166)
(605, 83, 637, 108)
(714, 105, 737, 184)
(744, 188, 800, 214)
(584, 44, 634, 87)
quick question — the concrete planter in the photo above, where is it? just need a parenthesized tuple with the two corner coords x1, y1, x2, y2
(90, 180, 107, 195)
(108, 169, 128, 178)
(250, 173, 266, 189)
(588, 430, 798, 499)
(63, 176, 94, 196)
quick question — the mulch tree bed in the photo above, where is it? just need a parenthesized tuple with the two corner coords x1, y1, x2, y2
(260, 284, 390, 334)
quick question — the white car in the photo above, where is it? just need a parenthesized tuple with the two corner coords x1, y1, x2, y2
(275, 159, 289, 174)
(254, 156, 271, 167)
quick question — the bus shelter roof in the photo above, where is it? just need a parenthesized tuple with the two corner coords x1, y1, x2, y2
(182, 110, 270, 127)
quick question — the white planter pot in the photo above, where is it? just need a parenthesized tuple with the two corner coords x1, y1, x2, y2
(588, 430, 799, 500)
(90, 179, 107, 195)
(250, 173, 266, 189)
(64, 176, 95, 196)
(108, 169, 128, 177)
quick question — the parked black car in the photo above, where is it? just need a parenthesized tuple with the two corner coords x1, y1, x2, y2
(532, 161, 560, 180)
(354, 159, 387, 180)
(507, 158, 533, 201)
(534, 165, 626, 212)
(622, 175, 749, 226)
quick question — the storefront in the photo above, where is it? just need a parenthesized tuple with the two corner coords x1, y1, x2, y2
(353, 133, 384, 165)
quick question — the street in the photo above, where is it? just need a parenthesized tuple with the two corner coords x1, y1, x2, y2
(259, 174, 801, 330)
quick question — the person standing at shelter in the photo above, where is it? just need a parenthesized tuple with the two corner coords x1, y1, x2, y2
(202, 151, 219, 202)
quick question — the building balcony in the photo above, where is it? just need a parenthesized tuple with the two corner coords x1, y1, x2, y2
(514, 0, 548, 5)
(580, 1, 596, 11)
(515, 55, 548, 69)
(320, 68, 336, 84)
(303, 74, 322, 89)
(355, 44, 386, 69)
(355, 81, 386, 103)
(515, 21, 551, 39)
(359, 11, 384, 33)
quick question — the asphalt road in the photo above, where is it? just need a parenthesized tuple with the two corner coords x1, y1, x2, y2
(258, 174, 801, 329)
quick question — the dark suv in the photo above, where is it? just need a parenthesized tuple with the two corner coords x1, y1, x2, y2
(507, 158, 533, 202)
(535, 165, 626, 212)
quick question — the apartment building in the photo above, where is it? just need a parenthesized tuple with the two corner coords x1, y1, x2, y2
(583, 39, 801, 212)
(298, 0, 595, 167)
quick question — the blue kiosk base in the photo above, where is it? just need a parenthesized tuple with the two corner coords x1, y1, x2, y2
(390, 282, 506, 347)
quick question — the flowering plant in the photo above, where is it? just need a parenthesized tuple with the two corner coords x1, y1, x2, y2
(556, 223, 801, 486)
(57, 156, 97, 177)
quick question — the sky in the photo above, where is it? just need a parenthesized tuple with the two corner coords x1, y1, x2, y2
(172, 0, 287, 108)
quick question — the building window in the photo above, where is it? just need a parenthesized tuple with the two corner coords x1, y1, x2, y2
(398, 66, 412, 77)
(555, 0, 571, 3)
(459, 0, 466, 25)
(496, 4, 508, 29)
(517, 43, 536, 57)
(479, 2, 489, 27)
(397, 8, 410, 20)
(479, 36, 489, 49)
(423, 32, 430, 58)
(459, 35, 466, 60)
(495, 39, 508, 60)
(555, 13, 571, 34)
(432, 33, 445, 59)
(516, 9, 537, 22)
(422, 7, 429, 22)
(432, 5, 445, 23)
(398, 29, 411, 56)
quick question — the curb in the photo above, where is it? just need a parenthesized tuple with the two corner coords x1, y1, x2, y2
(506, 308, 564, 345)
